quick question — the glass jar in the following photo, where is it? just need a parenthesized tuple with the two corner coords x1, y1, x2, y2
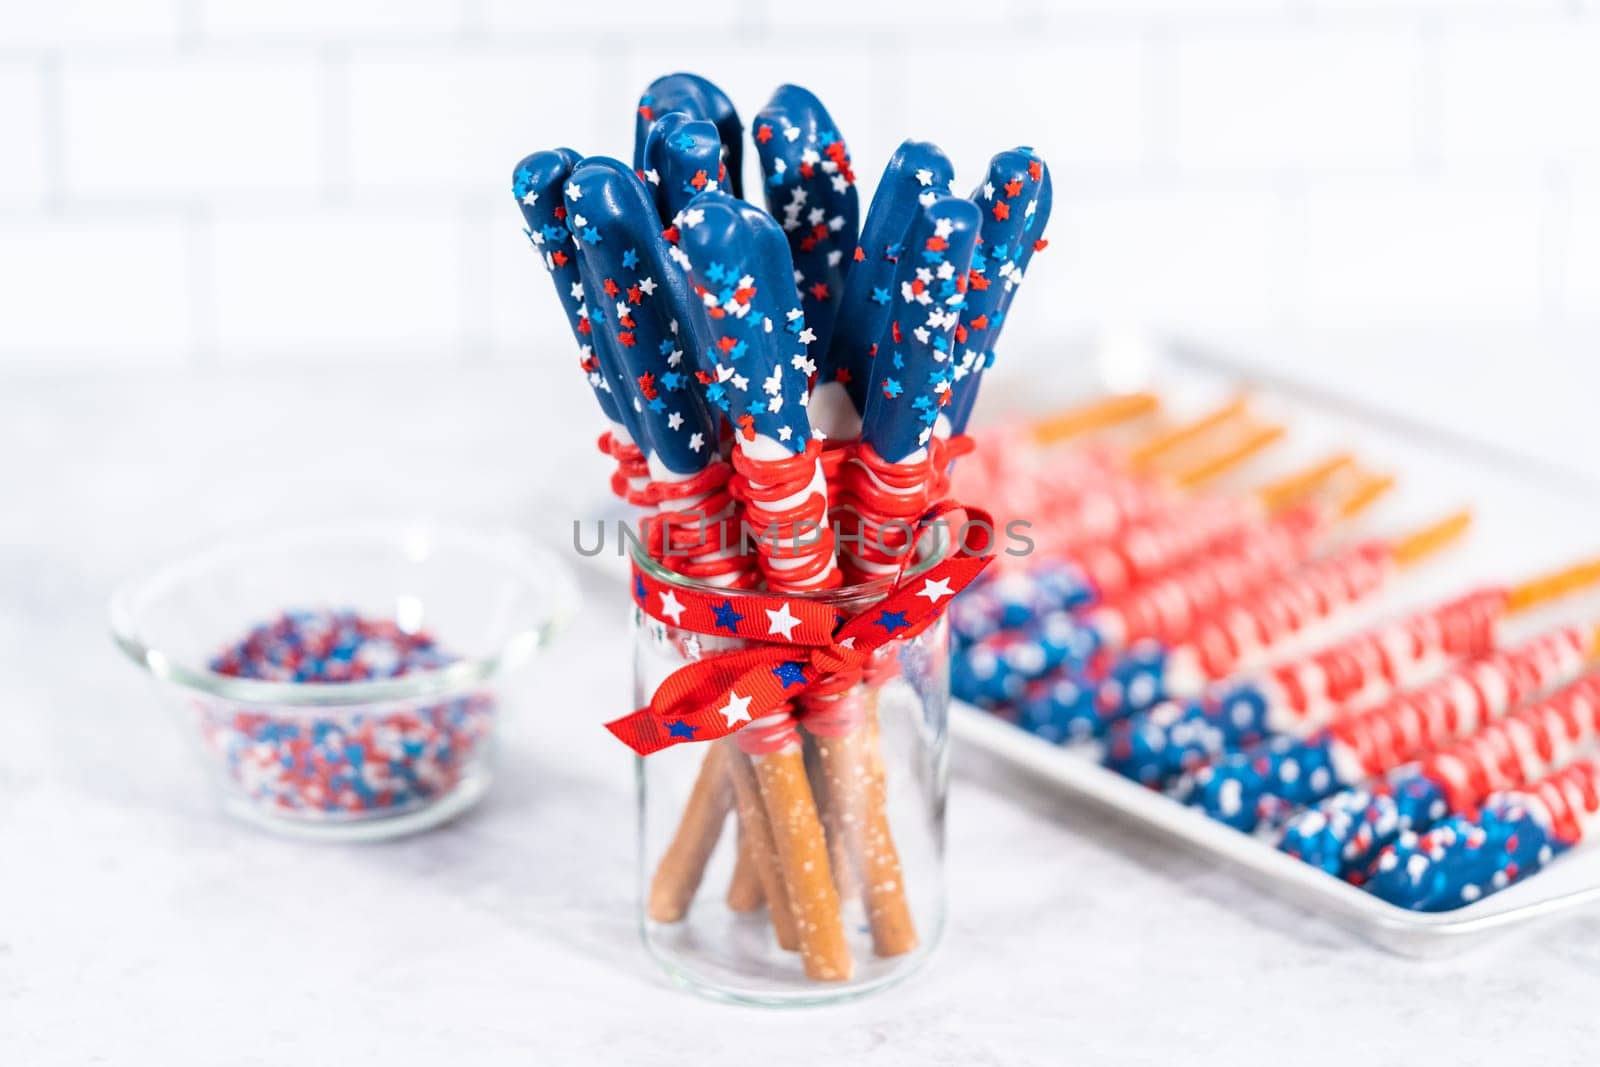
(632, 549, 951, 1005)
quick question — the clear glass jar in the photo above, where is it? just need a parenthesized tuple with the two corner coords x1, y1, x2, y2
(632, 550, 950, 1005)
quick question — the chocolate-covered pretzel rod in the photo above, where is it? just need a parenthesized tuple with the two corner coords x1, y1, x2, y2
(835, 194, 982, 582)
(952, 452, 1350, 712)
(1196, 624, 1592, 832)
(1093, 505, 1462, 739)
(1130, 555, 1600, 793)
(944, 148, 1053, 439)
(817, 141, 955, 440)
(676, 188, 852, 981)
(754, 85, 860, 374)
(641, 112, 728, 225)
(1367, 757, 1600, 911)
(1281, 669, 1600, 881)
(512, 149, 653, 500)
(635, 73, 743, 198)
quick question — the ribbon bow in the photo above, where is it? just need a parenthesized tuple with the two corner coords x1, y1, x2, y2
(606, 505, 995, 756)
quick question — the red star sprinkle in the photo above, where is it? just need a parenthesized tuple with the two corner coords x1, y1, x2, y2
(808, 282, 830, 301)
(638, 105, 654, 121)
(550, 250, 569, 267)
(690, 169, 708, 190)
(553, 206, 567, 221)
(577, 318, 592, 335)
(1028, 161, 1042, 182)
(636, 371, 657, 398)
(661, 226, 680, 244)
(926, 235, 948, 252)
(968, 271, 990, 291)
(718, 337, 738, 353)
(1004, 178, 1023, 198)
(954, 324, 968, 344)
(603, 278, 620, 298)
(755, 124, 773, 144)
(627, 284, 643, 305)
(734, 285, 757, 304)
(969, 314, 989, 330)
(992, 202, 1011, 221)
(891, 321, 902, 344)
(618, 331, 636, 348)
(853, 246, 866, 262)
(1033, 238, 1049, 252)
(835, 368, 852, 383)
(737, 413, 756, 440)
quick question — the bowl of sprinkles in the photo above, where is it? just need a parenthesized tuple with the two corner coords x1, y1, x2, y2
(110, 522, 579, 840)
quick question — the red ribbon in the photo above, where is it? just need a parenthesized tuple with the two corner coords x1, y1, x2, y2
(606, 503, 996, 756)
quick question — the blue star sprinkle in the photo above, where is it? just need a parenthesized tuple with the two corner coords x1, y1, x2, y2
(712, 599, 745, 633)
(771, 661, 808, 689)
(874, 609, 910, 634)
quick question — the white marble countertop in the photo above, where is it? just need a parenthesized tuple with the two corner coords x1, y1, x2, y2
(4, 364, 1598, 1065)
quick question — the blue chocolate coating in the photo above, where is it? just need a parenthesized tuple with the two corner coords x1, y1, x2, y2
(1105, 684, 1272, 789)
(824, 141, 955, 419)
(1365, 796, 1561, 911)
(946, 148, 1054, 435)
(1278, 775, 1450, 879)
(675, 189, 814, 453)
(512, 148, 630, 429)
(858, 195, 981, 463)
(1018, 671, 1104, 745)
(635, 73, 743, 199)
(753, 84, 861, 367)
(563, 157, 720, 475)
(1193, 735, 1342, 833)
(950, 610, 1098, 708)
(641, 112, 727, 226)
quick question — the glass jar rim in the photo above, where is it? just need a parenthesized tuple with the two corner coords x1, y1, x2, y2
(629, 528, 951, 606)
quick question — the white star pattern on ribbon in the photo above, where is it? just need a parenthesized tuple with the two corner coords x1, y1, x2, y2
(657, 590, 685, 624)
(719, 692, 753, 728)
(765, 602, 802, 641)
(917, 577, 954, 604)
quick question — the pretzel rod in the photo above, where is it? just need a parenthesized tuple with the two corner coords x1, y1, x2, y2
(1194, 625, 1592, 832)
(725, 737, 799, 950)
(678, 188, 853, 978)
(1030, 392, 1162, 445)
(648, 741, 734, 921)
(1366, 757, 1600, 911)
(726, 820, 766, 912)
(812, 195, 981, 956)
(641, 111, 729, 225)
(1126, 554, 1600, 793)
(1125, 394, 1251, 471)
(1281, 667, 1600, 881)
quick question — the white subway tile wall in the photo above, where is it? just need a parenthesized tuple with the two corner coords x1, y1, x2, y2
(1, 0, 1596, 369)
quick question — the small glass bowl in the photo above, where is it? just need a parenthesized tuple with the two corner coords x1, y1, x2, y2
(110, 521, 579, 841)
